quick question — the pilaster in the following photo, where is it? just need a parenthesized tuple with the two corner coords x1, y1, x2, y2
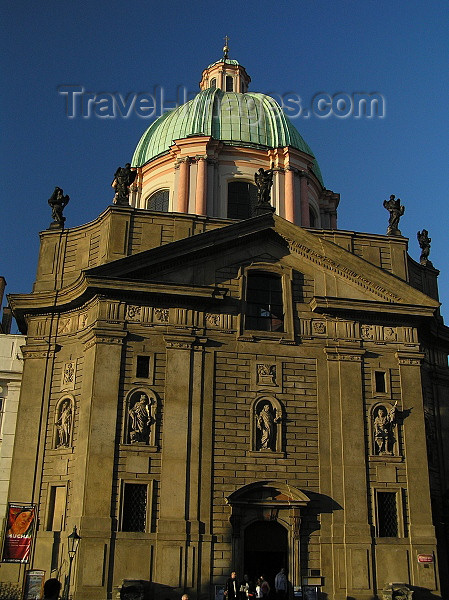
(71, 326, 126, 600)
(155, 335, 212, 594)
(323, 346, 373, 599)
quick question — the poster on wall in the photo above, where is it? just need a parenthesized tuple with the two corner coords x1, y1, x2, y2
(23, 570, 45, 600)
(1, 503, 36, 563)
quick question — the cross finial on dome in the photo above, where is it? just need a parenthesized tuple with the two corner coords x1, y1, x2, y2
(223, 35, 229, 60)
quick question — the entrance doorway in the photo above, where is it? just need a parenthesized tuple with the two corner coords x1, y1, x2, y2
(244, 521, 288, 592)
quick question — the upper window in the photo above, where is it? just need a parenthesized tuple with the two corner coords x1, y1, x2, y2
(147, 189, 169, 212)
(228, 181, 258, 220)
(309, 206, 317, 228)
(121, 483, 147, 532)
(376, 491, 399, 537)
(210, 78, 216, 88)
(245, 272, 284, 332)
(226, 76, 234, 92)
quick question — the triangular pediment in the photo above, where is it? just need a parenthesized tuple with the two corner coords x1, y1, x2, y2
(84, 213, 439, 315)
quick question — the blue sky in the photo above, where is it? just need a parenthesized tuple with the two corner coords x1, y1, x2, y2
(1, 0, 448, 327)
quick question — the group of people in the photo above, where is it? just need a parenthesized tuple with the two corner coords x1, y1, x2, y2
(225, 569, 288, 600)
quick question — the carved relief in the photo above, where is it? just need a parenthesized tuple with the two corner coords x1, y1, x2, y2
(61, 360, 76, 391)
(205, 313, 221, 327)
(383, 327, 397, 341)
(361, 325, 375, 340)
(126, 305, 141, 322)
(126, 390, 157, 445)
(54, 397, 74, 448)
(256, 364, 277, 386)
(312, 321, 326, 335)
(154, 308, 169, 323)
(78, 313, 89, 330)
(57, 318, 72, 335)
(372, 402, 398, 455)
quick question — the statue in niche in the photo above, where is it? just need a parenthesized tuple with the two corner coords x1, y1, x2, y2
(48, 187, 70, 228)
(128, 393, 153, 444)
(112, 163, 137, 205)
(417, 229, 432, 266)
(383, 194, 405, 236)
(373, 402, 397, 455)
(256, 402, 280, 451)
(56, 399, 72, 448)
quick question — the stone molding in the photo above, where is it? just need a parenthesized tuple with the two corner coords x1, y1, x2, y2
(285, 237, 402, 302)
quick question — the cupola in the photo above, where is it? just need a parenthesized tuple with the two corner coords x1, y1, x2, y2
(199, 38, 251, 93)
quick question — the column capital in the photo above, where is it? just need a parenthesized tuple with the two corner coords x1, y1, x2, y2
(324, 347, 365, 362)
(80, 328, 127, 351)
(395, 351, 425, 366)
(21, 342, 59, 360)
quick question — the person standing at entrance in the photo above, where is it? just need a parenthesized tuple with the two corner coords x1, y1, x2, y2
(260, 575, 270, 600)
(225, 571, 239, 600)
(275, 568, 287, 600)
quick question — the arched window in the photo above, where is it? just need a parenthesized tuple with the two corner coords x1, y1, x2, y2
(226, 76, 234, 92)
(147, 189, 169, 212)
(245, 272, 284, 332)
(210, 78, 216, 88)
(228, 181, 258, 219)
(309, 206, 317, 227)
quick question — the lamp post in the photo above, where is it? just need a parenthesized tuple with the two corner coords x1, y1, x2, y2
(62, 526, 81, 600)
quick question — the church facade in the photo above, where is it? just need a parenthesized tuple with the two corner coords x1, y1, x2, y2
(2, 53, 449, 600)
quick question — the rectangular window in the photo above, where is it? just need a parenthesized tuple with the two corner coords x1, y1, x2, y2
(121, 483, 147, 532)
(245, 272, 284, 332)
(377, 491, 398, 537)
(136, 355, 150, 379)
(47, 486, 67, 531)
(375, 371, 386, 393)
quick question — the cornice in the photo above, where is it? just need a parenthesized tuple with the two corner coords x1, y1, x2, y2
(310, 296, 436, 319)
(286, 237, 402, 302)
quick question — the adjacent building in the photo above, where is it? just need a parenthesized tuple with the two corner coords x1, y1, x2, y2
(2, 54, 448, 600)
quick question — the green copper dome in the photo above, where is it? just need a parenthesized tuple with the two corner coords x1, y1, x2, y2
(132, 87, 323, 184)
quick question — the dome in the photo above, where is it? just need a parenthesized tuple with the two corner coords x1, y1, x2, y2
(132, 87, 323, 184)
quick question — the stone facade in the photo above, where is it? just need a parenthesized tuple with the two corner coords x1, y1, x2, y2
(3, 207, 448, 600)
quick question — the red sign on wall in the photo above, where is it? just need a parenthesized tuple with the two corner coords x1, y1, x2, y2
(417, 554, 434, 563)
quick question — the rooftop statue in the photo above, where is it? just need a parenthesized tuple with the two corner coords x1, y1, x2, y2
(112, 163, 137, 206)
(253, 166, 275, 215)
(417, 229, 432, 266)
(383, 194, 405, 236)
(48, 187, 69, 229)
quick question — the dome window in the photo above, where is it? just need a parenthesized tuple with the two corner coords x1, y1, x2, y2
(225, 75, 234, 92)
(210, 78, 216, 88)
(227, 181, 258, 220)
(147, 189, 169, 212)
(309, 206, 317, 228)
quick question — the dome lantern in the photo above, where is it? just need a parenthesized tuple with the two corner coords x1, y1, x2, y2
(199, 40, 250, 93)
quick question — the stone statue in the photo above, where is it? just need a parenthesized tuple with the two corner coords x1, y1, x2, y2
(383, 194, 405, 236)
(129, 393, 152, 443)
(112, 163, 137, 205)
(48, 187, 70, 228)
(417, 229, 432, 266)
(373, 402, 397, 455)
(256, 403, 280, 450)
(56, 400, 72, 447)
(254, 166, 275, 214)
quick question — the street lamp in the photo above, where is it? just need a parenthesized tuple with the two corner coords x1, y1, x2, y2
(62, 526, 81, 600)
